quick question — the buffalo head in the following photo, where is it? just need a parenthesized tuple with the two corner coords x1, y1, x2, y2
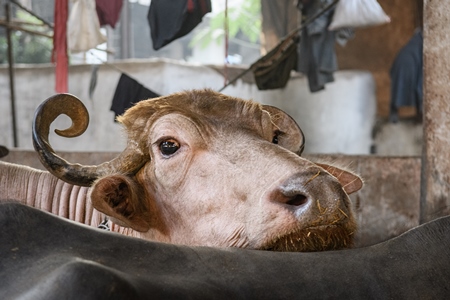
(33, 90, 362, 252)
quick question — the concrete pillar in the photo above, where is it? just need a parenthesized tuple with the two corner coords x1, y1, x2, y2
(420, 0, 450, 223)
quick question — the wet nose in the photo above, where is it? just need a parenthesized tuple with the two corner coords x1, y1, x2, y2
(274, 181, 310, 207)
(271, 169, 347, 211)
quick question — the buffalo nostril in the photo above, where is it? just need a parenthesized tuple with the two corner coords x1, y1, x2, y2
(286, 194, 308, 206)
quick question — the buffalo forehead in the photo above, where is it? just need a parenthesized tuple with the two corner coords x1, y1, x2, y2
(130, 90, 270, 136)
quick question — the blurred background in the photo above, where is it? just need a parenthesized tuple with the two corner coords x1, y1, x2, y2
(0, 0, 423, 156)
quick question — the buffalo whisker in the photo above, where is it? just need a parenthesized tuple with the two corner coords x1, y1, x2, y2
(316, 199, 326, 214)
(338, 207, 348, 219)
(305, 170, 321, 185)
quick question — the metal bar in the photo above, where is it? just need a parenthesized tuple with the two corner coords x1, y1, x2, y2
(10, 0, 54, 28)
(5, 2, 18, 147)
(0, 20, 52, 38)
(120, 0, 130, 59)
(0, 18, 49, 27)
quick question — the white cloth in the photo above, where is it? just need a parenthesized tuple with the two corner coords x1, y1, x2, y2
(328, 0, 390, 30)
(67, 0, 107, 53)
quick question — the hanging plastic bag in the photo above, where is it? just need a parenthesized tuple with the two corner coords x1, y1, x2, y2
(328, 0, 390, 31)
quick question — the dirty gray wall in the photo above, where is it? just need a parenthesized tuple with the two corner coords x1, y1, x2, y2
(0, 60, 376, 154)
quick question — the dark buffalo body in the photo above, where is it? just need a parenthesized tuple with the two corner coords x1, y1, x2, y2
(0, 203, 449, 299)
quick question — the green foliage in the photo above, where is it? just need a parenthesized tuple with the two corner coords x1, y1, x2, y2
(190, 0, 261, 49)
(0, 10, 52, 64)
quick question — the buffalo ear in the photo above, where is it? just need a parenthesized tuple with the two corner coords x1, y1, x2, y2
(89, 175, 150, 232)
(315, 163, 363, 195)
(262, 105, 305, 155)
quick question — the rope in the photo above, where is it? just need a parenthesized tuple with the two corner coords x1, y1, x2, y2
(218, 0, 339, 92)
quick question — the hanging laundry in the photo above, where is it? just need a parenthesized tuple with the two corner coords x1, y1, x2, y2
(95, 0, 123, 28)
(251, 32, 299, 90)
(296, 0, 338, 93)
(148, 0, 212, 50)
(68, 0, 107, 53)
(52, 0, 69, 93)
(389, 29, 423, 123)
(110, 73, 160, 120)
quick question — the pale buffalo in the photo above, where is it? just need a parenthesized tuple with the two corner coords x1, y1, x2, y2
(0, 90, 363, 251)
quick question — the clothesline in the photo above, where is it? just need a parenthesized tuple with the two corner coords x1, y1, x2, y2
(86, 49, 153, 100)
(86, 49, 162, 124)
(87, 0, 339, 100)
(217, 0, 339, 92)
(7, 0, 338, 96)
(88, 50, 128, 75)
(86, 48, 147, 87)
(88, 0, 339, 94)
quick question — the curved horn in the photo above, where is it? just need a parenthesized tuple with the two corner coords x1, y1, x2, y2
(33, 94, 148, 187)
(262, 105, 305, 155)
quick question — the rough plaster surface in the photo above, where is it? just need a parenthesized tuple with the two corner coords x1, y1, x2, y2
(421, 0, 450, 222)
(373, 119, 423, 156)
(0, 60, 375, 155)
(2, 150, 421, 248)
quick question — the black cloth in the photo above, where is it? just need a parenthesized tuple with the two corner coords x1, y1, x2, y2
(252, 33, 299, 90)
(110, 73, 160, 119)
(148, 0, 211, 50)
(389, 30, 423, 123)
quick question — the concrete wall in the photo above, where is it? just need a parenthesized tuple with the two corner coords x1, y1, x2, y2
(1, 150, 421, 248)
(421, 0, 450, 222)
(0, 59, 376, 155)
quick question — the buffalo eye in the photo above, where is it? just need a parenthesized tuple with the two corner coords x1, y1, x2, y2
(272, 130, 281, 144)
(159, 139, 180, 156)
(272, 135, 278, 144)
